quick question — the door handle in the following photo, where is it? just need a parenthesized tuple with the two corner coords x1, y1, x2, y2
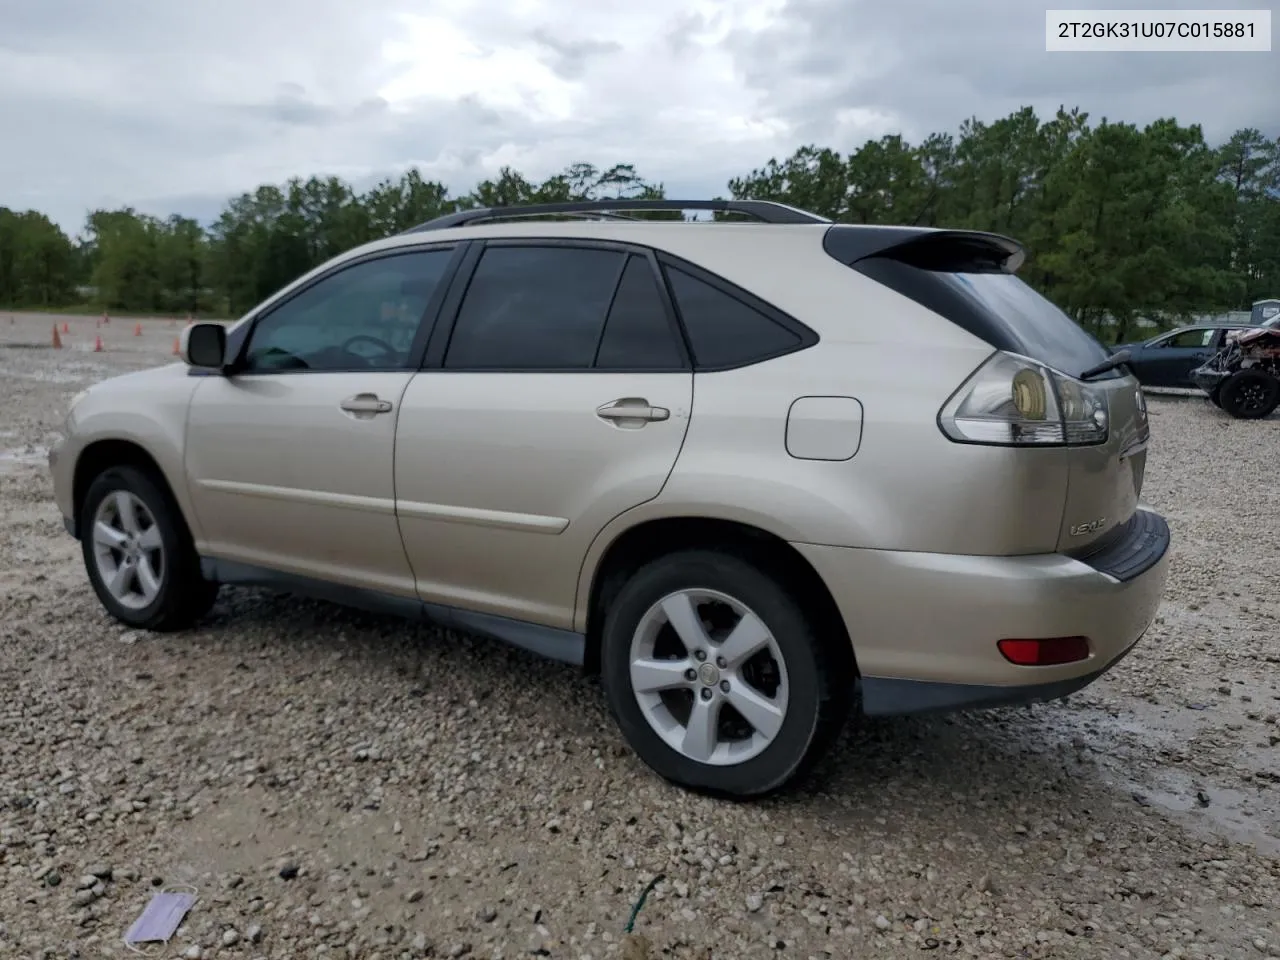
(596, 398, 670, 425)
(340, 393, 393, 417)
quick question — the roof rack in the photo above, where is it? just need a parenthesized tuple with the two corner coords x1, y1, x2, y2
(401, 199, 830, 233)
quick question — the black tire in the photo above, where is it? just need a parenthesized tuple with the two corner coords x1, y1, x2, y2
(1218, 369, 1280, 420)
(79, 465, 219, 631)
(600, 549, 848, 798)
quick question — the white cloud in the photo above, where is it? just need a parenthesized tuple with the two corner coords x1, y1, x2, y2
(0, 0, 1275, 233)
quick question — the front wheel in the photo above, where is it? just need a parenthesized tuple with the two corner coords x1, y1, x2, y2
(1218, 369, 1279, 420)
(80, 465, 219, 631)
(600, 550, 848, 798)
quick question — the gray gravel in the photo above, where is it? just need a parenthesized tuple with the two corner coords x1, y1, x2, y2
(2, 311, 1279, 959)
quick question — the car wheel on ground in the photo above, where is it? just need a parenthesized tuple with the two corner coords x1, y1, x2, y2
(1217, 368, 1280, 420)
(80, 465, 219, 630)
(600, 549, 848, 798)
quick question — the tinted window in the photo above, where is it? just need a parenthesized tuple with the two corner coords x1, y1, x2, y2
(595, 256, 685, 369)
(942, 272, 1117, 379)
(1160, 328, 1215, 348)
(243, 250, 452, 372)
(445, 246, 625, 369)
(665, 266, 800, 368)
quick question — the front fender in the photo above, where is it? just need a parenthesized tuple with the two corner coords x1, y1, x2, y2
(57, 367, 203, 544)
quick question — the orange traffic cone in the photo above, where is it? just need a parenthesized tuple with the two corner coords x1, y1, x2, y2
(51, 324, 63, 349)
(171, 336, 181, 356)
(93, 335, 104, 353)
(62, 321, 69, 334)
(133, 322, 142, 337)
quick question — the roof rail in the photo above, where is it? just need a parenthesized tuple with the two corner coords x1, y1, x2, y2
(400, 199, 830, 233)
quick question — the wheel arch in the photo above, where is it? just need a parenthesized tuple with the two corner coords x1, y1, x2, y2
(579, 514, 856, 681)
(71, 439, 189, 540)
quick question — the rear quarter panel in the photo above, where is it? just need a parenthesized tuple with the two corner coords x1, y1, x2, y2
(668, 341, 1071, 555)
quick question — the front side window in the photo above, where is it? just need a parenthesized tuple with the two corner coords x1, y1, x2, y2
(1158, 328, 1214, 349)
(242, 249, 453, 372)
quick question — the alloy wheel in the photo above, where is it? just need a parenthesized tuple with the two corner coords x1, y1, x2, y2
(628, 588, 789, 766)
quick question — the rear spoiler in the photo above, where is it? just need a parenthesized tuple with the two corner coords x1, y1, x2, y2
(822, 226, 1026, 274)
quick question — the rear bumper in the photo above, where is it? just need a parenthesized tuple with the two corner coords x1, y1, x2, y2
(793, 506, 1171, 716)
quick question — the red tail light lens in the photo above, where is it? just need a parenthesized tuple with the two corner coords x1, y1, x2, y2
(997, 637, 1090, 666)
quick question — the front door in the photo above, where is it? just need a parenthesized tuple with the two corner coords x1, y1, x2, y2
(394, 243, 693, 629)
(1145, 327, 1218, 387)
(184, 246, 457, 597)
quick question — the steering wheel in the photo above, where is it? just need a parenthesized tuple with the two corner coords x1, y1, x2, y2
(341, 334, 399, 364)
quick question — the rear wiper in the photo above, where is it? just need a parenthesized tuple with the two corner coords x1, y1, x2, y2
(1079, 349, 1131, 381)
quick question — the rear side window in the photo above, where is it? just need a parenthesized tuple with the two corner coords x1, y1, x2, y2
(664, 266, 801, 368)
(445, 246, 624, 369)
(595, 255, 685, 369)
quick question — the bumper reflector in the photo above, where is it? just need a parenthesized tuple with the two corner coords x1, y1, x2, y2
(997, 637, 1090, 667)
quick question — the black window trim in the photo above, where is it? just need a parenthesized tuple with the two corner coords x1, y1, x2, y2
(423, 238, 694, 374)
(420, 237, 819, 374)
(589, 254, 634, 367)
(218, 241, 470, 378)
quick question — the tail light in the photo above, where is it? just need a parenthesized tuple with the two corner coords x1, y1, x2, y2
(938, 351, 1109, 447)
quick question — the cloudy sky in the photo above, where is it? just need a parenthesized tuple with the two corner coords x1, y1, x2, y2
(2, 0, 1277, 233)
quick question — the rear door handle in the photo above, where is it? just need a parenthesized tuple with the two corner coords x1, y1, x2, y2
(340, 393, 393, 417)
(596, 398, 670, 424)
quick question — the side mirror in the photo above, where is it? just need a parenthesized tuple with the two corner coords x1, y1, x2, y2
(181, 323, 227, 370)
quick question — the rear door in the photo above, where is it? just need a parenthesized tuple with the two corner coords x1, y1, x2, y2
(394, 242, 693, 630)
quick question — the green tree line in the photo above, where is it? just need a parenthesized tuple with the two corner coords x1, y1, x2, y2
(2, 106, 1277, 343)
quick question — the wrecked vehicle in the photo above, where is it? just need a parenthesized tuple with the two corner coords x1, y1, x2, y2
(1191, 326, 1280, 419)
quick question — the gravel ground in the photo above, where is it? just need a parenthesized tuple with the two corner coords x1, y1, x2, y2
(2, 310, 1279, 960)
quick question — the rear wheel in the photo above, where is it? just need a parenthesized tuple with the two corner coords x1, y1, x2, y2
(600, 549, 848, 798)
(1218, 369, 1279, 420)
(80, 465, 219, 630)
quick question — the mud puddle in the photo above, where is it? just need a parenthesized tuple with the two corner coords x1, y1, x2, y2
(1051, 696, 1280, 855)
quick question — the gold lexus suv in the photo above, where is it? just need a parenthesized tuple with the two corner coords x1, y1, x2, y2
(49, 200, 1170, 797)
